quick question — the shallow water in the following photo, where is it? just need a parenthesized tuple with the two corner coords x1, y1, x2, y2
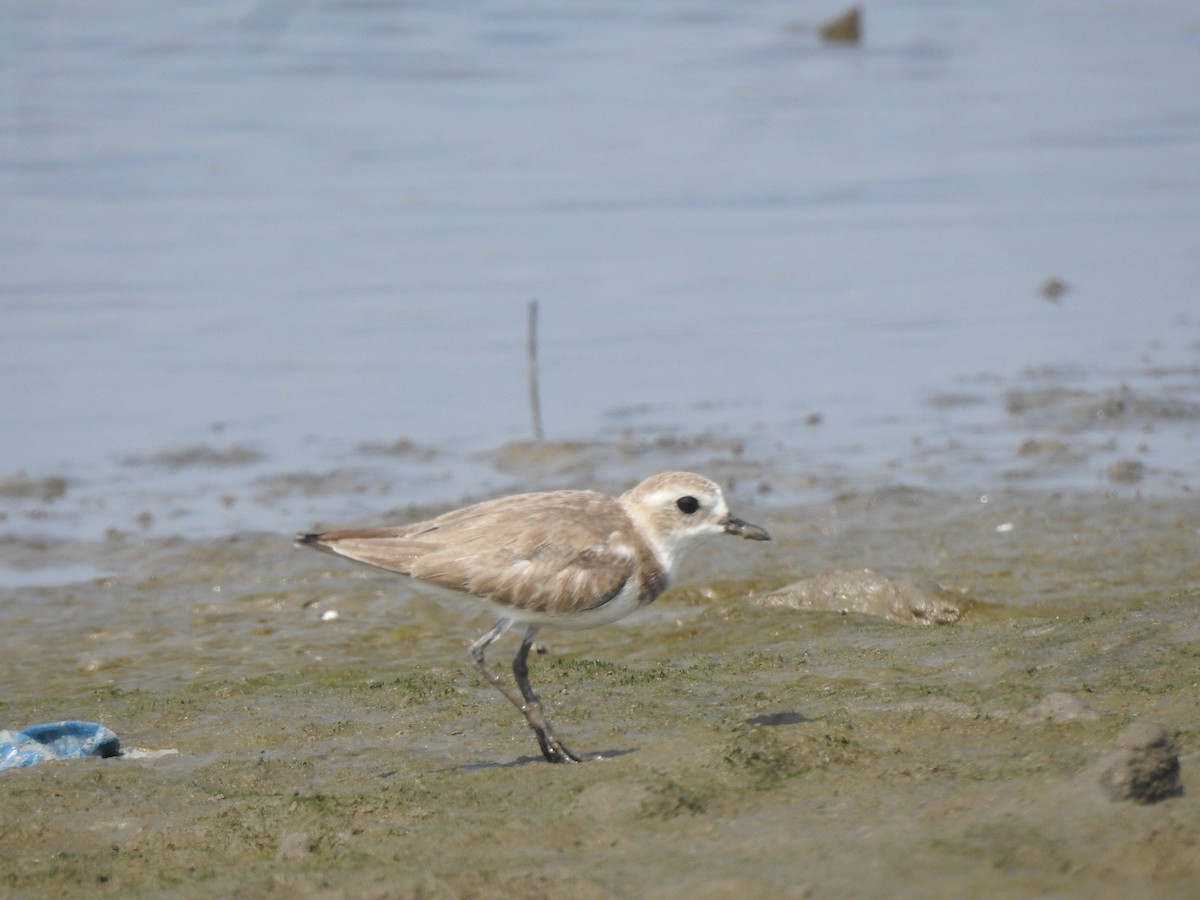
(3, 0, 1199, 542)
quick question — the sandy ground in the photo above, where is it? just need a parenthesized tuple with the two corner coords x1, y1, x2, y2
(1, 484, 1198, 898)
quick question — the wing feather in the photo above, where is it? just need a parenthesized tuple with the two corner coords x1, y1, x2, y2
(306, 490, 644, 614)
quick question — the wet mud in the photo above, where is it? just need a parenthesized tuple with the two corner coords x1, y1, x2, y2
(1, 483, 1198, 898)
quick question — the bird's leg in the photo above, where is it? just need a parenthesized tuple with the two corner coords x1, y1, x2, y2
(512, 626, 580, 764)
(468, 619, 523, 706)
(467, 621, 580, 764)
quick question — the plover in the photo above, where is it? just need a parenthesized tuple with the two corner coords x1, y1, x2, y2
(297, 471, 769, 763)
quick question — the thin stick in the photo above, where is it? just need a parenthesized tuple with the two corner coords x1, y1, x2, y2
(527, 299, 544, 441)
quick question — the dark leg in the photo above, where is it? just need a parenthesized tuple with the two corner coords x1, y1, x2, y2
(512, 626, 580, 763)
(468, 621, 581, 763)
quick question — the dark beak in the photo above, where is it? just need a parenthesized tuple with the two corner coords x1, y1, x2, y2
(723, 516, 770, 541)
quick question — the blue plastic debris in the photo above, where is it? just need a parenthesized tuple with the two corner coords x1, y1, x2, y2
(0, 721, 120, 770)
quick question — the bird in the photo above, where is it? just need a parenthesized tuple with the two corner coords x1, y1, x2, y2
(296, 471, 770, 763)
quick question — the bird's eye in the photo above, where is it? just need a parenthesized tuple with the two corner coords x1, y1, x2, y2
(676, 495, 700, 515)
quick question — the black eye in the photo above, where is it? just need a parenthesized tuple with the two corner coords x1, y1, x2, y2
(676, 495, 700, 515)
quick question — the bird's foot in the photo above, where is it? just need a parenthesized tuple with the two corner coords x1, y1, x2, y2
(534, 726, 582, 764)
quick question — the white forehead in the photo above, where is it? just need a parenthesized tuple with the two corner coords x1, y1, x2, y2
(618, 473, 734, 552)
(623, 471, 724, 504)
(637, 483, 727, 515)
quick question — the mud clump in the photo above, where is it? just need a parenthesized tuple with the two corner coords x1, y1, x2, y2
(0, 472, 68, 502)
(818, 6, 862, 45)
(356, 438, 437, 460)
(754, 568, 965, 625)
(1004, 385, 1200, 431)
(1107, 459, 1146, 484)
(275, 831, 314, 860)
(1090, 721, 1183, 805)
(1014, 692, 1099, 724)
(123, 443, 264, 469)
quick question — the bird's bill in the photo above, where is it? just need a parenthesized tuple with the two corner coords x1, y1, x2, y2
(723, 516, 770, 541)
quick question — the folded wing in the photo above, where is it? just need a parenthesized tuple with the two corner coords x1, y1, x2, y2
(300, 491, 644, 615)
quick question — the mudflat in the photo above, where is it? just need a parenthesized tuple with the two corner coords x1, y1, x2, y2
(2, 485, 1197, 897)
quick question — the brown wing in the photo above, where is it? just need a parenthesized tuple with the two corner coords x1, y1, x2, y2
(302, 490, 643, 614)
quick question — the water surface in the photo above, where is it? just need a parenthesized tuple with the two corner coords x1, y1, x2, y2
(2, 0, 1198, 540)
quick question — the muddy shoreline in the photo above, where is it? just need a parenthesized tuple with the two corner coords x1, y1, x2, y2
(2, 484, 1197, 897)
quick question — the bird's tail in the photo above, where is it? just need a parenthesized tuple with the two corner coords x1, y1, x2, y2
(294, 532, 335, 553)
